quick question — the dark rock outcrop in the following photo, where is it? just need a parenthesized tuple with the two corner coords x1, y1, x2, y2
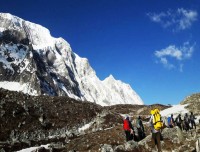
(0, 88, 102, 151)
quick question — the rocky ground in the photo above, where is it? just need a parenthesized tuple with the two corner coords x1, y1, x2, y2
(180, 93, 200, 115)
(0, 88, 200, 152)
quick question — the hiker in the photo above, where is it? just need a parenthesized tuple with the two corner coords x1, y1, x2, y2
(162, 116, 168, 128)
(136, 116, 145, 140)
(184, 113, 190, 132)
(149, 109, 163, 152)
(171, 114, 175, 127)
(123, 116, 134, 141)
(175, 114, 183, 130)
(190, 112, 196, 129)
(168, 114, 175, 128)
(167, 116, 171, 128)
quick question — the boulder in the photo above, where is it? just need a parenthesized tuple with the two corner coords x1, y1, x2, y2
(162, 127, 184, 143)
(196, 138, 200, 152)
(124, 140, 138, 151)
(100, 144, 114, 152)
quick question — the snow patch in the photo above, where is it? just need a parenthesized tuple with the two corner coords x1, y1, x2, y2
(195, 115, 200, 125)
(0, 27, 5, 32)
(160, 104, 189, 118)
(104, 127, 114, 130)
(78, 121, 93, 133)
(160, 104, 200, 125)
(0, 27, 4, 37)
(16, 144, 50, 152)
(0, 43, 29, 73)
(0, 81, 38, 96)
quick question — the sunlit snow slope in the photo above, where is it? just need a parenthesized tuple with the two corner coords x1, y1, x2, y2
(0, 13, 143, 106)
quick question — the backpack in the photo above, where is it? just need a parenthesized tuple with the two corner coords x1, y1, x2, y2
(136, 119, 141, 128)
(123, 119, 130, 131)
(151, 108, 163, 130)
(190, 115, 195, 121)
(184, 116, 190, 123)
(176, 117, 181, 123)
(168, 116, 171, 125)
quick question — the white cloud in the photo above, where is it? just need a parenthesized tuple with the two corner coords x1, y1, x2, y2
(149, 12, 166, 22)
(160, 57, 175, 69)
(177, 8, 198, 30)
(154, 42, 195, 71)
(155, 45, 182, 60)
(147, 8, 198, 31)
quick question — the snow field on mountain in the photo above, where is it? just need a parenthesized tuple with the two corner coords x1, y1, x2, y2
(0, 81, 38, 95)
(160, 104, 200, 124)
(0, 44, 29, 73)
(160, 104, 189, 117)
(0, 13, 144, 106)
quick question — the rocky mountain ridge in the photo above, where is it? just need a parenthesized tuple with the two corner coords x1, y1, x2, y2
(180, 93, 200, 115)
(0, 13, 143, 106)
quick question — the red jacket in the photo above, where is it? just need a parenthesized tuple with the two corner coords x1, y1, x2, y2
(123, 119, 131, 131)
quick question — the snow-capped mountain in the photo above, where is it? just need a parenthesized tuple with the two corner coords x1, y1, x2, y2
(0, 13, 143, 106)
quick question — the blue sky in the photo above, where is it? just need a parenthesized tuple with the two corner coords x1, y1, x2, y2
(1, 0, 200, 105)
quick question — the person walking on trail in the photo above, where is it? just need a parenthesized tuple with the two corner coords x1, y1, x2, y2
(149, 109, 163, 152)
(136, 116, 145, 140)
(175, 114, 183, 130)
(171, 114, 175, 127)
(123, 116, 134, 141)
(184, 113, 190, 132)
(190, 112, 196, 129)
(168, 114, 175, 128)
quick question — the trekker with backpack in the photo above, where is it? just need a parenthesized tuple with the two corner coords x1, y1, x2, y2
(175, 114, 183, 130)
(171, 114, 175, 127)
(167, 116, 171, 128)
(184, 113, 190, 132)
(136, 116, 145, 140)
(190, 112, 196, 129)
(149, 109, 163, 152)
(123, 116, 134, 141)
(168, 114, 175, 128)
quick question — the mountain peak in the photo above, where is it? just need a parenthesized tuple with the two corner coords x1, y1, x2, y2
(0, 13, 20, 20)
(0, 12, 56, 50)
(0, 13, 144, 106)
(107, 74, 115, 80)
(0, 13, 13, 19)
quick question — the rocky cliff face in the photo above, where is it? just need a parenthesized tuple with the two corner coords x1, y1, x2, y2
(0, 13, 143, 106)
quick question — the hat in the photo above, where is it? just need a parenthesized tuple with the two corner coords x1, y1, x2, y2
(125, 115, 129, 119)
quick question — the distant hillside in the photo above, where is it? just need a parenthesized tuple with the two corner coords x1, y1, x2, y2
(180, 93, 200, 115)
